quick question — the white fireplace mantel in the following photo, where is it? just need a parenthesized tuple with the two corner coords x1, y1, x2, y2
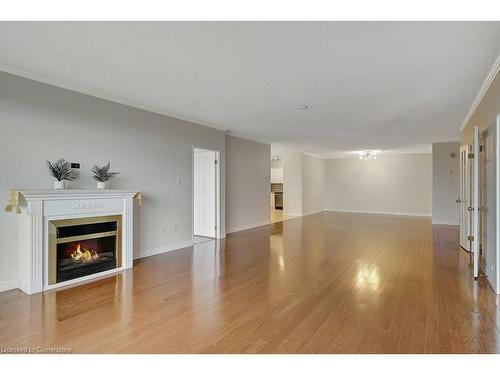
(13, 189, 140, 294)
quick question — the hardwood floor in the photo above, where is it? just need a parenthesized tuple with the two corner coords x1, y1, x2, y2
(1, 212, 499, 353)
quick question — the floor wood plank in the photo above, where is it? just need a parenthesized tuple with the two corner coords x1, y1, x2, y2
(0, 212, 499, 353)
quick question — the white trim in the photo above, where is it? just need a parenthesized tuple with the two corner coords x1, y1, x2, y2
(496, 114, 500, 293)
(460, 52, 500, 132)
(43, 267, 125, 292)
(302, 152, 326, 159)
(15, 190, 137, 294)
(16, 189, 138, 200)
(472, 126, 480, 279)
(431, 220, 460, 226)
(322, 148, 433, 160)
(325, 208, 431, 217)
(226, 220, 271, 234)
(1, 65, 272, 148)
(0, 280, 18, 293)
(0, 64, 229, 133)
(134, 241, 194, 260)
(302, 209, 325, 217)
(277, 216, 299, 223)
(458, 144, 470, 249)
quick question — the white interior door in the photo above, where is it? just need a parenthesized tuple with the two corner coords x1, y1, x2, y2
(194, 148, 216, 238)
(459, 145, 470, 250)
(472, 126, 480, 279)
(496, 114, 500, 292)
(482, 121, 498, 291)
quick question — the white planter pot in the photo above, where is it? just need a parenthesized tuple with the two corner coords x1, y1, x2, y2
(97, 181, 106, 190)
(54, 180, 65, 190)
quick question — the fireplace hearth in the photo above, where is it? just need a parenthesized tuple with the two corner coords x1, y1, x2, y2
(49, 215, 122, 285)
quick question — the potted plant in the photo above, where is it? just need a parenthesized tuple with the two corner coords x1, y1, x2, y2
(92, 162, 119, 189)
(46, 159, 79, 189)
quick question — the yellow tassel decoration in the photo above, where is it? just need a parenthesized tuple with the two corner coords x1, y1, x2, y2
(5, 190, 21, 214)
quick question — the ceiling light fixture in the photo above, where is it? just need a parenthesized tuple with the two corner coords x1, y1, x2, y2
(359, 151, 380, 160)
(298, 104, 309, 110)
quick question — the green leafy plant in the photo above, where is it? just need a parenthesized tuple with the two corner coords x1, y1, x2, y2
(92, 162, 119, 182)
(46, 159, 79, 181)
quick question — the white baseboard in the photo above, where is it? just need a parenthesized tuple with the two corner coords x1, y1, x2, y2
(0, 279, 18, 293)
(302, 209, 325, 217)
(226, 220, 271, 234)
(283, 212, 302, 217)
(432, 220, 459, 226)
(325, 209, 431, 217)
(134, 240, 194, 260)
(4, 237, 221, 290)
(2, 242, 199, 293)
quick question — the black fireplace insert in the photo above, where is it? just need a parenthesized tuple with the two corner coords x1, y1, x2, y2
(48, 216, 122, 284)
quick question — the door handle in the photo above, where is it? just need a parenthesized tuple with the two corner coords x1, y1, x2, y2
(467, 206, 473, 212)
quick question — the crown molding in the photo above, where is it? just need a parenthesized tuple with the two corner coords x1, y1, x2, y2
(460, 51, 500, 132)
(302, 152, 326, 159)
(0, 64, 229, 133)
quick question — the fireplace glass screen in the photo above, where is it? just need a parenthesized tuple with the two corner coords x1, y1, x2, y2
(48, 215, 122, 284)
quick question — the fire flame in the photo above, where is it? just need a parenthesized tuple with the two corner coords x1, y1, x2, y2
(70, 243, 99, 262)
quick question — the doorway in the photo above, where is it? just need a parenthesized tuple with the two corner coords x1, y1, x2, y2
(459, 145, 470, 250)
(270, 149, 299, 224)
(193, 147, 220, 243)
(271, 160, 284, 223)
(468, 118, 500, 293)
(478, 120, 499, 292)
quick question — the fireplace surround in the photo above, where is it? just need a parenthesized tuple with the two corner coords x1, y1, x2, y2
(13, 189, 139, 294)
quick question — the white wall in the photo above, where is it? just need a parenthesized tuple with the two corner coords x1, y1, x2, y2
(301, 153, 325, 215)
(225, 135, 270, 233)
(432, 142, 460, 225)
(0, 70, 439, 292)
(282, 150, 303, 216)
(0, 71, 227, 290)
(325, 153, 432, 216)
(274, 149, 325, 217)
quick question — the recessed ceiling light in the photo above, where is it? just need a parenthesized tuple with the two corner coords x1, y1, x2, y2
(298, 104, 309, 110)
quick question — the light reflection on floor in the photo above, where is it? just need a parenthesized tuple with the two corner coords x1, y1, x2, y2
(190, 237, 222, 330)
(355, 263, 380, 292)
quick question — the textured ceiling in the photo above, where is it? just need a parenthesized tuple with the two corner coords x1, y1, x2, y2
(0, 22, 499, 157)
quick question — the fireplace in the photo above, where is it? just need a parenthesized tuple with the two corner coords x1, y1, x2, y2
(12, 189, 137, 294)
(48, 215, 122, 285)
